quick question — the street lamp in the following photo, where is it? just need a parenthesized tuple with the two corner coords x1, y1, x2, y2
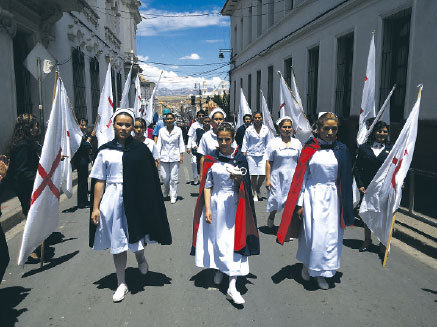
(218, 49, 232, 59)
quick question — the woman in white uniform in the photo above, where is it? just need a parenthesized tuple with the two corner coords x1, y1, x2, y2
(193, 123, 259, 305)
(277, 113, 354, 290)
(90, 109, 172, 302)
(133, 117, 159, 166)
(197, 108, 225, 178)
(265, 117, 301, 228)
(156, 112, 185, 204)
(242, 112, 273, 201)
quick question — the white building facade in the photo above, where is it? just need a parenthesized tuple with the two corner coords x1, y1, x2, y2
(0, 0, 141, 153)
(222, 0, 437, 216)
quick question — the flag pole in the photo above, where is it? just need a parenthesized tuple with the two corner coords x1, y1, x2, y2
(382, 213, 397, 268)
(40, 70, 59, 268)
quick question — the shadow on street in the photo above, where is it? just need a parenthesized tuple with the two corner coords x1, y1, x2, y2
(22, 250, 80, 278)
(0, 286, 31, 326)
(271, 263, 343, 291)
(93, 268, 172, 294)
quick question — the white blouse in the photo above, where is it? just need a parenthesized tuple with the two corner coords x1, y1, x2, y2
(371, 142, 385, 157)
(157, 126, 185, 162)
(197, 130, 236, 158)
(143, 138, 159, 160)
(242, 125, 273, 156)
(187, 121, 202, 149)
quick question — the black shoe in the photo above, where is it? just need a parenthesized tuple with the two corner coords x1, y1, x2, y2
(359, 241, 372, 252)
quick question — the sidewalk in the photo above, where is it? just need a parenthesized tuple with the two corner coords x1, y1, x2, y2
(0, 170, 79, 233)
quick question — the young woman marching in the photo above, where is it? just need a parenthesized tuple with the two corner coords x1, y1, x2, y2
(90, 109, 172, 302)
(265, 117, 302, 228)
(197, 108, 227, 178)
(192, 123, 260, 305)
(277, 113, 354, 290)
(242, 112, 273, 201)
(354, 121, 392, 254)
(156, 112, 185, 204)
(133, 117, 159, 166)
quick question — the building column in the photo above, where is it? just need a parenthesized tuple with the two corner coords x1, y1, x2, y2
(0, 8, 18, 153)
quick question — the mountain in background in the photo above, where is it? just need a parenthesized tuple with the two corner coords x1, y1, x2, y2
(157, 87, 214, 96)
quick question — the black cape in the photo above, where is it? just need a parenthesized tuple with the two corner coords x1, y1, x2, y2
(89, 137, 172, 247)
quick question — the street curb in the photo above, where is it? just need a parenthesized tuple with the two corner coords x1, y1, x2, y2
(0, 175, 80, 233)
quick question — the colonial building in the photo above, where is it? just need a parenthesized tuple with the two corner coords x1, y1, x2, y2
(0, 0, 141, 152)
(222, 0, 437, 216)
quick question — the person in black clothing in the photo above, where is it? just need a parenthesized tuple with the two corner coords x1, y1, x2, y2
(194, 116, 211, 175)
(72, 118, 93, 208)
(5, 114, 40, 216)
(0, 157, 10, 283)
(354, 121, 392, 253)
(4, 114, 40, 260)
(235, 114, 252, 147)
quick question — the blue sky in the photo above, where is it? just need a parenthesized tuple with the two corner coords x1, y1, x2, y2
(136, 0, 230, 90)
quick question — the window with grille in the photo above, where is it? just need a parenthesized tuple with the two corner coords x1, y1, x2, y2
(267, 65, 273, 112)
(13, 31, 32, 115)
(257, 0, 262, 37)
(256, 70, 261, 111)
(72, 47, 87, 119)
(380, 8, 411, 123)
(248, 6, 253, 44)
(248, 74, 252, 108)
(89, 57, 100, 123)
(268, 1, 274, 28)
(307, 46, 319, 116)
(335, 33, 354, 118)
(284, 57, 293, 87)
(286, 0, 294, 11)
(233, 80, 237, 116)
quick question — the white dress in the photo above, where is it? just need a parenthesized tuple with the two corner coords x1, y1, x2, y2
(296, 147, 344, 278)
(265, 137, 302, 212)
(195, 158, 249, 276)
(143, 138, 159, 160)
(90, 144, 148, 254)
(242, 125, 273, 175)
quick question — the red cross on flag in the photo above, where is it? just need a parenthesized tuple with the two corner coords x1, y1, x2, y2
(18, 76, 80, 266)
(359, 85, 422, 253)
(96, 62, 114, 147)
(278, 72, 312, 144)
(357, 33, 376, 146)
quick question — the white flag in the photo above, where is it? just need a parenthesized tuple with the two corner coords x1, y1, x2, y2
(96, 63, 114, 148)
(120, 66, 132, 109)
(359, 86, 422, 247)
(237, 88, 252, 128)
(362, 85, 396, 145)
(18, 77, 65, 266)
(260, 90, 276, 135)
(278, 73, 312, 144)
(133, 74, 142, 118)
(60, 81, 83, 198)
(357, 33, 376, 145)
(145, 71, 163, 125)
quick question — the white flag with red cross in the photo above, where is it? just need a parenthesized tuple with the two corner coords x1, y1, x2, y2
(60, 80, 83, 198)
(359, 86, 422, 248)
(133, 74, 142, 118)
(18, 77, 67, 266)
(96, 63, 114, 148)
(120, 66, 132, 109)
(278, 72, 312, 144)
(237, 88, 252, 128)
(357, 33, 376, 146)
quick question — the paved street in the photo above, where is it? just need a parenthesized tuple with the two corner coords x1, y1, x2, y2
(1, 157, 436, 327)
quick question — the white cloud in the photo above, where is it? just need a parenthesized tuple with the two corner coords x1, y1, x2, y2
(138, 60, 229, 91)
(204, 39, 222, 44)
(179, 53, 201, 60)
(137, 8, 229, 36)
